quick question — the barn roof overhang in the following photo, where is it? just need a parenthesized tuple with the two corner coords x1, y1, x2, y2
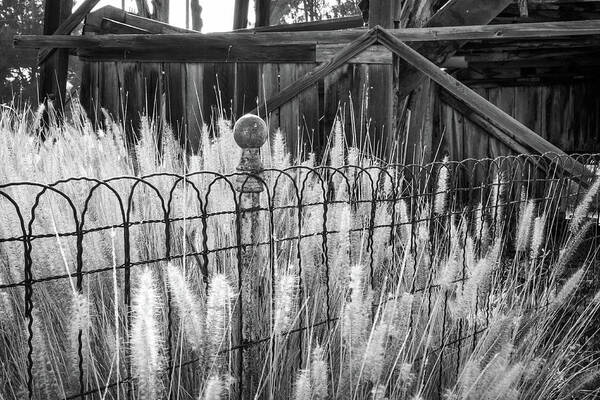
(18, 1, 600, 86)
(13, 0, 598, 184)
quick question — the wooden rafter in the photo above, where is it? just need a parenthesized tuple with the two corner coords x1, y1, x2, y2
(394, 0, 515, 100)
(374, 27, 590, 177)
(243, 26, 590, 182)
(252, 29, 378, 115)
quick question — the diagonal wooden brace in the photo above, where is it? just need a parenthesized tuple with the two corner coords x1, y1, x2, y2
(374, 26, 593, 185)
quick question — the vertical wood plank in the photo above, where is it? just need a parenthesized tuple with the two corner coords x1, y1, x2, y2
(185, 63, 205, 152)
(404, 78, 435, 164)
(365, 64, 393, 157)
(296, 63, 320, 158)
(278, 63, 300, 158)
(259, 63, 281, 148)
(39, 0, 73, 113)
(165, 63, 187, 146)
(368, 0, 394, 157)
(79, 61, 99, 126)
(203, 63, 236, 127)
(99, 61, 121, 125)
(323, 65, 352, 149)
(140, 62, 162, 122)
(472, 86, 490, 159)
(121, 62, 144, 144)
(234, 63, 260, 119)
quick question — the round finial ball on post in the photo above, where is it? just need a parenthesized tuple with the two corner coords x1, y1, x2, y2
(234, 114, 268, 193)
(233, 114, 268, 149)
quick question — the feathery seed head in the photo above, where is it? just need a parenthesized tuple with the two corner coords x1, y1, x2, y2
(371, 384, 388, 400)
(434, 156, 450, 215)
(570, 177, 600, 234)
(271, 128, 290, 170)
(516, 200, 535, 252)
(552, 267, 585, 306)
(311, 345, 328, 399)
(274, 273, 298, 335)
(130, 268, 164, 400)
(530, 215, 546, 259)
(206, 274, 235, 365)
(293, 369, 312, 400)
(166, 263, 205, 352)
(329, 119, 345, 168)
(202, 375, 224, 400)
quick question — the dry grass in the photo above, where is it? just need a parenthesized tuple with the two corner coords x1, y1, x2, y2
(0, 103, 598, 399)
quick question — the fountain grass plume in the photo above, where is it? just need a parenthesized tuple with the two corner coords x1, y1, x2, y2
(166, 262, 205, 353)
(329, 119, 345, 169)
(342, 264, 370, 348)
(551, 267, 585, 307)
(202, 375, 225, 400)
(311, 345, 328, 399)
(68, 291, 90, 380)
(516, 200, 535, 252)
(206, 274, 235, 369)
(434, 156, 449, 215)
(271, 128, 290, 170)
(293, 368, 312, 400)
(569, 177, 600, 234)
(530, 215, 546, 259)
(130, 268, 164, 400)
(274, 273, 298, 335)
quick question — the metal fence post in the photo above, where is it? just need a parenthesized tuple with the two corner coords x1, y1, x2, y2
(232, 114, 268, 399)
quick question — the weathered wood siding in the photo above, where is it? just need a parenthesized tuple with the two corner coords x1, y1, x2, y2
(436, 82, 600, 160)
(80, 59, 600, 161)
(80, 59, 389, 157)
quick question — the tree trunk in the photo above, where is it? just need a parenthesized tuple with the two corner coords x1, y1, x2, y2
(135, 0, 151, 18)
(191, 0, 203, 31)
(39, 0, 72, 123)
(152, 0, 169, 22)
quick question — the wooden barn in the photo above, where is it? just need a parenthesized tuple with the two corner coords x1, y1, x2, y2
(15, 0, 600, 169)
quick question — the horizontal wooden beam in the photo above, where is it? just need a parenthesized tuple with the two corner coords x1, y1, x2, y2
(16, 19, 600, 50)
(76, 45, 314, 62)
(317, 44, 467, 67)
(376, 27, 592, 181)
(316, 44, 392, 64)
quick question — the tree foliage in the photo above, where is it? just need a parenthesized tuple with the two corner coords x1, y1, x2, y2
(270, 0, 359, 25)
(0, 0, 44, 103)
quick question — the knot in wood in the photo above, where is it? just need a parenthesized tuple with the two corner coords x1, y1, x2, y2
(233, 114, 268, 149)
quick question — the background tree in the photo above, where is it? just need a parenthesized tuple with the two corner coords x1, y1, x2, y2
(191, 0, 203, 31)
(0, 0, 44, 104)
(270, 0, 359, 24)
(134, 0, 169, 22)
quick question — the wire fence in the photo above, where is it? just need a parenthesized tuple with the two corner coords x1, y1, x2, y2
(0, 154, 599, 399)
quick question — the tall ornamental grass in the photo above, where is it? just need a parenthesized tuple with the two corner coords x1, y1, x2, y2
(0, 104, 598, 399)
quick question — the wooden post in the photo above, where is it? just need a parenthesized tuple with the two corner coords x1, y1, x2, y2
(233, 0, 250, 29)
(39, 0, 72, 119)
(256, 0, 271, 27)
(232, 114, 268, 398)
(368, 0, 394, 156)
